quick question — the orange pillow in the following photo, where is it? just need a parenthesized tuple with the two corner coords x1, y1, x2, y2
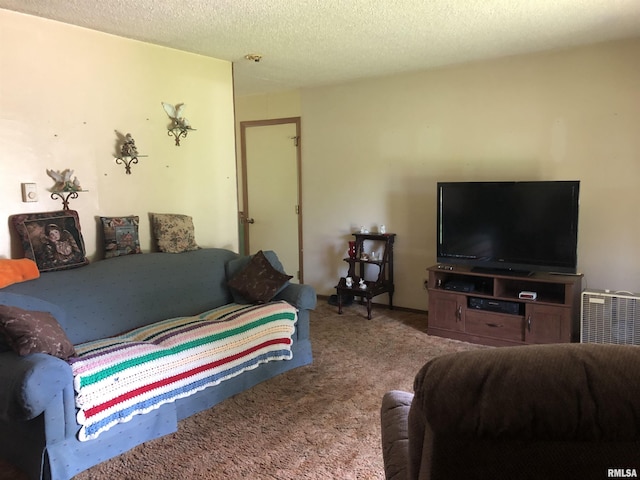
(0, 259, 40, 289)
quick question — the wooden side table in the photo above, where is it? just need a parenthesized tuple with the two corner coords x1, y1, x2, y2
(336, 233, 396, 319)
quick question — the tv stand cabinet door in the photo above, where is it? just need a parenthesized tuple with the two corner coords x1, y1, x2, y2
(428, 291, 465, 333)
(524, 304, 572, 344)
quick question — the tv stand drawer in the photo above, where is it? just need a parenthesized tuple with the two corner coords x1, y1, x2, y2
(465, 311, 523, 342)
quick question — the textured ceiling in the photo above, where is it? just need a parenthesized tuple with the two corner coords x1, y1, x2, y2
(1, 0, 640, 96)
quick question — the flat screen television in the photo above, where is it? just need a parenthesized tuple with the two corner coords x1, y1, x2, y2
(437, 181, 580, 275)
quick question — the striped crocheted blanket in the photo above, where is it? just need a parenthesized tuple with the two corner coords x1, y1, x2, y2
(69, 301, 297, 441)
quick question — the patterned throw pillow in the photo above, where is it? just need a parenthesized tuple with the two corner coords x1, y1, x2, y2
(0, 305, 76, 359)
(100, 216, 142, 258)
(227, 250, 293, 304)
(151, 213, 200, 253)
(11, 210, 89, 272)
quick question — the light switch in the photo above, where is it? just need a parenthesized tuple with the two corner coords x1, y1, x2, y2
(21, 183, 38, 202)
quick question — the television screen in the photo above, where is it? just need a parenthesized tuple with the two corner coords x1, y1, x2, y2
(437, 181, 580, 274)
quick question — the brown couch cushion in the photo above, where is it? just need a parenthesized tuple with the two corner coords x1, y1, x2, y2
(227, 250, 293, 304)
(0, 305, 76, 359)
(413, 343, 640, 441)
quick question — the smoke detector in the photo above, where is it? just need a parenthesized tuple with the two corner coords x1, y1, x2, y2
(244, 53, 263, 63)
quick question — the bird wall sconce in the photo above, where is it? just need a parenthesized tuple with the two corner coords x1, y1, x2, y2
(46, 168, 85, 209)
(162, 102, 195, 146)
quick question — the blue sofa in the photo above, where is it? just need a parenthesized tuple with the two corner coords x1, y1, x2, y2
(0, 248, 315, 480)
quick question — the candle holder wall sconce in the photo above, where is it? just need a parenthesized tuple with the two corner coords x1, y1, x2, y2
(114, 132, 147, 174)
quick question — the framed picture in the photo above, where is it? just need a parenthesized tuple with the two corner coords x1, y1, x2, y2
(12, 210, 89, 272)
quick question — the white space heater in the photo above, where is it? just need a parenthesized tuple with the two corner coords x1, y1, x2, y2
(581, 290, 640, 345)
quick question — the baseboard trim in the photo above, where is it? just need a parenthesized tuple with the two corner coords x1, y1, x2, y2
(317, 294, 427, 315)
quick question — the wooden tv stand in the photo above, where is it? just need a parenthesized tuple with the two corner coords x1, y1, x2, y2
(427, 265, 582, 347)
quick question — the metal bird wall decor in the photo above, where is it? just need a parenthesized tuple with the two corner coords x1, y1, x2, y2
(46, 168, 81, 192)
(161, 102, 195, 146)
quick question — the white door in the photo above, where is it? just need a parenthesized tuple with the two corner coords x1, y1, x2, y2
(240, 118, 302, 282)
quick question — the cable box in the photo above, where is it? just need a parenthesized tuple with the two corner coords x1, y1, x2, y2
(444, 280, 475, 293)
(468, 297, 522, 315)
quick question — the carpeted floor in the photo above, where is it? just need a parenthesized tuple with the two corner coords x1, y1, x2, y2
(1, 300, 482, 480)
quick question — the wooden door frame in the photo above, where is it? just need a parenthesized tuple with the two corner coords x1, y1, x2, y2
(239, 116, 303, 282)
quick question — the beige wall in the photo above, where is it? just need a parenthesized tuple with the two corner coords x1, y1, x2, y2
(237, 38, 640, 311)
(234, 91, 301, 123)
(0, 9, 238, 260)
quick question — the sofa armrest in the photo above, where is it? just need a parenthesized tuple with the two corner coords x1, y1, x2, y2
(0, 351, 73, 421)
(381, 390, 413, 480)
(274, 283, 317, 311)
(413, 343, 640, 442)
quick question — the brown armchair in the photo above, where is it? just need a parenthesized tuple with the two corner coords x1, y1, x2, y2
(381, 343, 640, 480)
